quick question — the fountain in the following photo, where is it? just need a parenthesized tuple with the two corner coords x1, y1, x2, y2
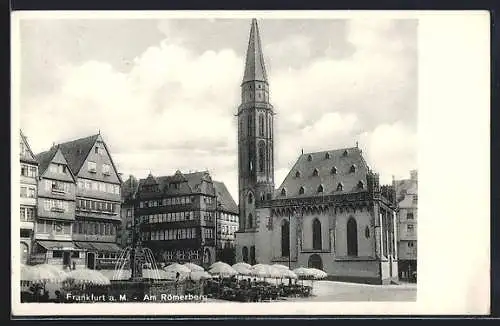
(107, 224, 184, 301)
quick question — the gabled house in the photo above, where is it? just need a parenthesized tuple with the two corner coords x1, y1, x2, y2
(33, 146, 81, 267)
(19, 130, 39, 264)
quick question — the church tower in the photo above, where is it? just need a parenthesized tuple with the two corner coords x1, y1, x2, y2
(237, 19, 275, 232)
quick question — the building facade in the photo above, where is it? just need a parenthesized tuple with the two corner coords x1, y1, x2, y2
(394, 170, 418, 281)
(234, 19, 399, 284)
(119, 175, 139, 248)
(32, 146, 84, 267)
(34, 134, 123, 269)
(213, 181, 239, 251)
(19, 130, 39, 264)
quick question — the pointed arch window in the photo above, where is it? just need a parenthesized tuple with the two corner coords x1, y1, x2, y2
(250, 246, 256, 265)
(242, 246, 249, 263)
(259, 114, 264, 137)
(312, 168, 319, 177)
(357, 181, 364, 189)
(317, 185, 324, 193)
(365, 226, 370, 238)
(248, 213, 253, 228)
(307, 154, 313, 161)
(281, 188, 286, 196)
(331, 166, 337, 175)
(336, 183, 343, 191)
(347, 217, 358, 256)
(299, 186, 305, 195)
(281, 219, 290, 257)
(258, 141, 266, 173)
(350, 165, 357, 173)
(312, 218, 322, 250)
(247, 115, 253, 136)
(295, 171, 301, 178)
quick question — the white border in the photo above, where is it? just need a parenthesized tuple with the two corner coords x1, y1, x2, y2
(11, 10, 491, 316)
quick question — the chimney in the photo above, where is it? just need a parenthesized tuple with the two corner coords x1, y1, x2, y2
(301, 148, 304, 155)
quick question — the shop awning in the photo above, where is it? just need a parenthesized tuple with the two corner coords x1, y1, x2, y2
(36, 240, 76, 251)
(74, 242, 121, 252)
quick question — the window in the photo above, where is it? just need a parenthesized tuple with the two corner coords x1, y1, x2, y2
(365, 226, 370, 238)
(88, 161, 97, 172)
(95, 145, 105, 155)
(412, 195, 418, 204)
(242, 246, 249, 263)
(312, 219, 322, 250)
(259, 114, 264, 137)
(325, 152, 330, 159)
(248, 214, 253, 229)
(20, 186, 27, 198)
(331, 167, 337, 175)
(299, 186, 305, 195)
(250, 246, 256, 265)
(258, 141, 266, 173)
(336, 183, 343, 191)
(21, 164, 37, 177)
(281, 219, 290, 257)
(343, 150, 348, 157)
(295, 171, 301, 178)
(357, 181, 364, 190)
(317, 185, 324, 193)
(350, 165, 356, 173)
(347, 217, 358, 256)
(281, 188, 286, 196)
(407, 224, 415, 232)
(312, 168, 319, 177)
(407, 212, 414, 220)
(103, 164, 111, 175)
(408, 241, 415, 248)
(307, 154, 312, 161)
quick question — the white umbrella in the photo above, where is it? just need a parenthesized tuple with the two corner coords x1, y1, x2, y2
(250, 264, 282, 279)
(232, 264, 252, 276)
(272, 264, 290, 270)
(189, 270, 212, 281)
(183, 262, 204, 272)
(293, 267, 316, 279)
(308, 268, 328, 279)
(164, 263, 191, 274)
(21, 264, 67, 283)
(232, 262, 252, 269)
(209, 261, 233, 270)
(208, 264, 238, 277)
(65, 269, 110, 285)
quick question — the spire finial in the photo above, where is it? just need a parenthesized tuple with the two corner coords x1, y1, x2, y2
(242, 18, 268, 84)
(356, 141, 359, 148)
(301, 148, 304, 155)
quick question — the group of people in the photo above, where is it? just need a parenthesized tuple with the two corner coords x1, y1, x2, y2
(21, 283, 64, 303)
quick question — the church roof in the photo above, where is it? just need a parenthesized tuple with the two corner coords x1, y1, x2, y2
(213, 181, 239, 214)
(276, 147, 370, 198)
(242, 18, 268, 84)
(57, 134, 99, 175)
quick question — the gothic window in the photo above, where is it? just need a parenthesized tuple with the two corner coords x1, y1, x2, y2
(247, 115, 253, 136)
(281, 219, 290, 257)
(259, 115, 264, 137)
(312, 218, 322, 250)
(325, 152, 330, 159)
(357, 181, 364, 189)
(307, 154, 313, 161)
(242, 246, 249, 263)
(258, 141, 266, 173)
(281, 188, 286, 196)
(350, 165, 356, 173)
(260, 192, 265, 201)
(312, 168, 319, 176)
(248, 193, 253, 204)
(299, 186, 305, 195)
(248, 214, 253, 228)
(295, 171, 301, 178)
(347, 217, 358, 256)
(331, 167, 337, 175)
(365, 226, 370, 238)
(250, 246, 256, 265)
(336, 183, 343, 191)
(317, 185, 324, 193)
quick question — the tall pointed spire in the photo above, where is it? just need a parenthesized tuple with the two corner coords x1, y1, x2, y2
(242, 18, 268, 84)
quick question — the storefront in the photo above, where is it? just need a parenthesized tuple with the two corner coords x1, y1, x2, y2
(74, 242, 122, 270)
(31, 240, 86, 268)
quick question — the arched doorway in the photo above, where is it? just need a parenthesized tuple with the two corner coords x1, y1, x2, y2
(308, 254, 323, 270)
(242, 246, 249, 263)
(281, 219, 290, 257)
(347, 217, 358, 256)
(20, 242, 29, 264)
(312, 218, 322, 250)
(203, 248, 211, 265)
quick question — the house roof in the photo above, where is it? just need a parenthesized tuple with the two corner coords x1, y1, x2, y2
(137, 170, 215, 197)
(36, 147, 58, 175)
(20, 130, 38, 165)
(213, 181, 239, 214)
(122, 175, 140, 200)
(276, 147, 370, 199)
(57, 134, 99, 175)
(394, 178, 418, 203)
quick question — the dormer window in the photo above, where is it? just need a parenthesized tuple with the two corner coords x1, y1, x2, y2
(281, 188, 286, 196)
(336, 183, 343, 191)
(307, 154, 312, 161)
(350, 164, 357, 173)
(295, 171, 301, 178)
(357, 181, 364, 189)
(317, 185, 324, 193)
(312, 168, 319, 177)
(331, 166, 337, 175)
(325, 152, 330, 159)
(343, 150, 348, 157)
(299, 186, 305, 195)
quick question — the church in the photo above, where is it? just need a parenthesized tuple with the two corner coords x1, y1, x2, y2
(234, 19, 399, 284)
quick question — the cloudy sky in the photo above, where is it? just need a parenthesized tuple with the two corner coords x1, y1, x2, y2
(18, 16, 417, 202)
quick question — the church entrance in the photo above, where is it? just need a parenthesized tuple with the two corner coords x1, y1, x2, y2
(308, 254, 323, 270)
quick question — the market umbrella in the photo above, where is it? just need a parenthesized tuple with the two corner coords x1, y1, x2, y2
(308, 268, 328, 279)
(65, 269, 110, 285)
(232, 262, 252, 269)
(232, 264, 252, 276)
(183, 262, 204, 272)
(250, 264, 282, 280)
(292, 267, 316, 286)
(21, 264, 67, 283)
(189, 270, 212, 281)
(164, 263, 191, 274)
(272, 264, 290, 270)
(208, 264, 238, 277)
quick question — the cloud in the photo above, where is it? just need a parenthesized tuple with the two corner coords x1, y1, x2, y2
(20, 18, 417, 202)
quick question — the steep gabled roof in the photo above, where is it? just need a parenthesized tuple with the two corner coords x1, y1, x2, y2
(276, 147, 370, 199)
(36, 147, 58, 175)
(20, 130, 38, 165)
(137, 170, 216, 197)
(122, 175, 140, 200)
(57, 134, 99, 175)
(213, 181, 239, 214)
(242, 18, 268, 84)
